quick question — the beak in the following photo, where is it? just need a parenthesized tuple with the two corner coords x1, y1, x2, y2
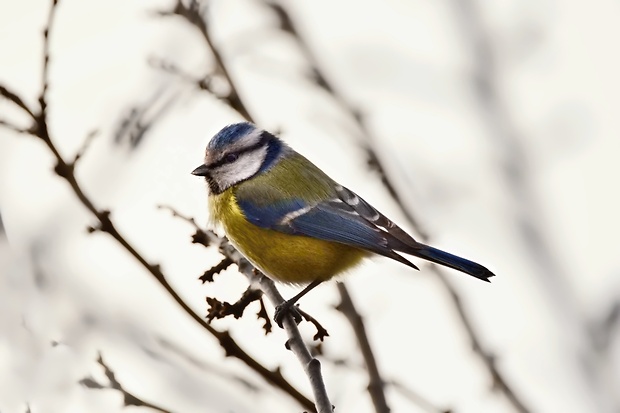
(191, 164, 210, 176)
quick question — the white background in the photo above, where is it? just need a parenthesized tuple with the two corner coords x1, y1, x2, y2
(1, 0, 619, 412)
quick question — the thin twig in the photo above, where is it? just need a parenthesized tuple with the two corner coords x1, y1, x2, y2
(157, 0, 253, 121)
(0, 84, 36, 118)
(149, 56, 214, 92)
(336, 282, 390, 413)
(0, 119, 32, 135)
(73, 129, 98, 164)
(80, 353, 173, 413)
(297, 307, 329, 342)
(39, 0, 59, 120)
(199, 256, 234, 283)
(388, 379, 451, 413)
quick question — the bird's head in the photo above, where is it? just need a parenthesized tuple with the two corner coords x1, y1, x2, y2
(192, 122, 284, 194)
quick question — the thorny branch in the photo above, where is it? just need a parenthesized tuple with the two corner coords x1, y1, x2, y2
(0, 1, 314, 411)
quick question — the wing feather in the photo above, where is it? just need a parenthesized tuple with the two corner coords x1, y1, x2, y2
(235, 182, 419, 270)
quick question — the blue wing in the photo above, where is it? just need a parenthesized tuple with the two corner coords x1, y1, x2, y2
(235, 181, 494, 281)
(235, 187, 420, 269)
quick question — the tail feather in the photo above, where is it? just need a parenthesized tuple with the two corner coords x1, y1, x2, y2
(408, 244, 495, 282)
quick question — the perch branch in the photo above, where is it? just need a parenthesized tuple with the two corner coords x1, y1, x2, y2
(160, 205, 332, 413)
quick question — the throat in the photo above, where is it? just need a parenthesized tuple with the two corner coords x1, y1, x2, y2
(205, 176, 222, 195)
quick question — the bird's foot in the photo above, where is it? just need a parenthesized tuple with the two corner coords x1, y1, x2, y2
(274, 300, 302, 328)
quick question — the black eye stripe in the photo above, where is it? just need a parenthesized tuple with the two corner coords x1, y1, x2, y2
(206, 136, 269, 169)
(225, 153, 238, 163)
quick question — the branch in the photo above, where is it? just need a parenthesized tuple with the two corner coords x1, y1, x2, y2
(160, 205, 332, 413)
(388, 379, 452, 413)
(39, 0, 60, 120)
(157, 0, 253, 122)
(0, 2, 314, 410)
(335, 282, 390, 413)
(149, 56, 215, 93)
(0, 85, 36, 119)
(80, 353, 172, 413)
(205, 285, 262, 321)
(264, 3, 530, 412)
(0, 118, 32, 135)
(257, 273, 333, 413)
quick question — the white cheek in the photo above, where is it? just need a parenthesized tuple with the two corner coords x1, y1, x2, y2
(214, 147, 266, 190)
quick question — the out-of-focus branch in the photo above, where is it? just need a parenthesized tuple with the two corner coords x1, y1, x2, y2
(156, 0, 253, 122)
(263, 1, 425, 235)
(592, 301, 620, 352)
(0, 1, 313, 410)
(113, 89, 177, 148)
(80, 353, 172, 413)
(0, 85, 36, 118)
(335, 282, 390, 413)
(263, 3, 531, 412)
(453, 0, 619, 410)
(388, 380, 452, 413)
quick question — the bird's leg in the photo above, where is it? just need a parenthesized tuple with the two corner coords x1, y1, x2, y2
(274, 279, 323, 328)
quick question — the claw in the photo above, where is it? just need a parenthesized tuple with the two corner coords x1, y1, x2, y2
(274, 301, 302, 328)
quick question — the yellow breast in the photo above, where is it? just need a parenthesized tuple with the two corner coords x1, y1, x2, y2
(209, 189, 367, 284)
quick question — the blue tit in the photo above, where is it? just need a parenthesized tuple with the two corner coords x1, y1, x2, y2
(192, 122, 494, 323)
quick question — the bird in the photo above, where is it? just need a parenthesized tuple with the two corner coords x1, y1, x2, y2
(192, 122, 495, 326)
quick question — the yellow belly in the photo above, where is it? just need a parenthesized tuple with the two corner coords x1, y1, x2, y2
(209, 190, 367, 284)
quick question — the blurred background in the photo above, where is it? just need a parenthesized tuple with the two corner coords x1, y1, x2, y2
(1, 0, 619, 412)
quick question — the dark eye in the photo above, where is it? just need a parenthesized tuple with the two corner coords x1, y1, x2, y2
(224, 153, 239, 163)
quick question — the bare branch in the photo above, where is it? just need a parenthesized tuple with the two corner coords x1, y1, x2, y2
(149, 56, 214, 92)
(257, 295, 273, 335)
(206, 285, 263, 321)
(72, 129, 98, 164)
(113, 90, 177, 148)
(335, 282, 390, 413)
(0, 118, 33, 135)
(388, 379, 452, 413)
(298, 307, 330, 342)
(157, 0, 254, 122)
(79, 352, 172, 413)
(0, 85, 36, 118)
(199, 256, 234, 283)
(39, 0, 61, 120)
(257, 273, 333, 413)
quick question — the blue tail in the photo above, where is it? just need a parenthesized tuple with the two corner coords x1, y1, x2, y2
(410, 244, 495, 282)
